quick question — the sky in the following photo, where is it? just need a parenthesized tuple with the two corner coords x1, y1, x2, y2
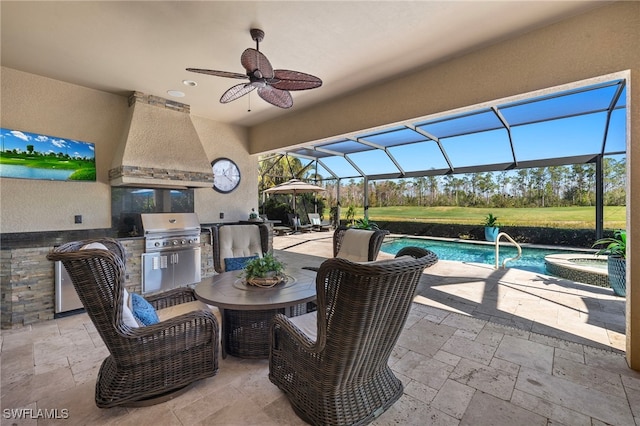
(300, 79, 627, 181)
(0, 128, 95, 159)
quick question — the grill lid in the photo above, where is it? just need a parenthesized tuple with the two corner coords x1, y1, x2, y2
(140, 213, 201, 234)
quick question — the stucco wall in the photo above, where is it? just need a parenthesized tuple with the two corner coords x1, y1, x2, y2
(0, 67, 128, 232)
(0, 67, 258, 232)
(192, 115, 257, 223)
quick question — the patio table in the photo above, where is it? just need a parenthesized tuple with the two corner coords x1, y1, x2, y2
(194, 260, 317, 358)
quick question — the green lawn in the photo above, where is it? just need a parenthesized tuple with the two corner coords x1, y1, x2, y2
(358, 206, 626, 229)
(1, 154, 96, 180)
(0, 155, 94, 170)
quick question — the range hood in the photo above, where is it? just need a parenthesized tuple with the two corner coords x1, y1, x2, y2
(109, 92, 214, 188)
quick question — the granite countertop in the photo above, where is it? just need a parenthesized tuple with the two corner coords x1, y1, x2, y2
(0, 229, 141, 249)
(1, 223, 238, 249)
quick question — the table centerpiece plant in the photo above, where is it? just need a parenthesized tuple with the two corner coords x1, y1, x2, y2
(242, 253, 286, 288)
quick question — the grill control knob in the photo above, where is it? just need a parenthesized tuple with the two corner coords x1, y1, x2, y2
(154, 242, 160, 247)
(188, 239, 194, 244)
(181, 240, 186, 245)
(172, 240, 178, 246)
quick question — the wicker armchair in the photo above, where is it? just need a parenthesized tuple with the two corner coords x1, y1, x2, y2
(269, 247, 438, 425)
(211, 223, 271, 273)
(47, 238, 219, 408)
(303, 226, 390, 274)
(333, 225, 390, 261)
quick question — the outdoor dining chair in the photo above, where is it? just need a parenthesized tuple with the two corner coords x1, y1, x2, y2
(333, 225, 389, 261)
(211, 223, 271, 273)
(269, 246, 439, 425)
(302, 226, 390, 274)
(47, 238, 219, 408)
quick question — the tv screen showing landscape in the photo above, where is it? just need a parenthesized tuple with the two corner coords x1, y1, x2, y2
(0, 128, 96, 181)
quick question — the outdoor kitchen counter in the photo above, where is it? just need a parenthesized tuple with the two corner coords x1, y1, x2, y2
(0, 229, 137, 250)
(0, 230, 215, 329)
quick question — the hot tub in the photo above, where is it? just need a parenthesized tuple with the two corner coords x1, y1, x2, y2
(544, 253, 609, 288)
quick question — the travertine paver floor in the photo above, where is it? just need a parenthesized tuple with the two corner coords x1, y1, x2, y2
(274, 232, 626, 352)
(1, 232, 636, 425)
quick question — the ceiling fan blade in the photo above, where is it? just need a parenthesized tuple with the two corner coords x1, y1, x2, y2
(186, 68, 248, 80)
(241, 48, 274, 79)
(271, 70, 323, 91)
(220, 83, 257, 104)
(257, 86, 293, 109)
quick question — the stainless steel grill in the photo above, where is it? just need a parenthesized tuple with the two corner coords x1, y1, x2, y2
(140, 213, 202, 294)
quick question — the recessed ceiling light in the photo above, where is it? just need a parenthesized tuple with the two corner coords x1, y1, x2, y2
(167, 90, 185, 97)
(182, 80, 198, 87)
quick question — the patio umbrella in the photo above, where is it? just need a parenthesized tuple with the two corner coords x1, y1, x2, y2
(263, 179, 326, 229)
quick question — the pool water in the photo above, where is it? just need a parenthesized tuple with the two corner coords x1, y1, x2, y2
(569, 258, 608, 270)
(381, 237, 588, 275)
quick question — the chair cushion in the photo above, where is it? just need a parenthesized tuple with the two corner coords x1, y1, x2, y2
(131, 293, 159, 326)
(218, 225, 263, 271)
(81, 242, 139, 327)
(224, 255, 258, 272)
(121, 288, 140, 328)
(81, 242, 109, 251)
(157, 300, 222, 325)
(289, 311, 318, 342)
(336, 229, 375, 262)
(312, 218, 321, 225)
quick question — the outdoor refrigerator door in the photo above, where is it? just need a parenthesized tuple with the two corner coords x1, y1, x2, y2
(55, 261, 84, 313)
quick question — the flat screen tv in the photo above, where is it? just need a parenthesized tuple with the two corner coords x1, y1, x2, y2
(0, 127, 96, 181)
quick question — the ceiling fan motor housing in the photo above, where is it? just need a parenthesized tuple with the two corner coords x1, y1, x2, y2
(250, 28, 265, 43)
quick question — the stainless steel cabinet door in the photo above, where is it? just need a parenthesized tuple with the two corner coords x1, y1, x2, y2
(172, 247, 201, 287)
(142, 248, 201, 293)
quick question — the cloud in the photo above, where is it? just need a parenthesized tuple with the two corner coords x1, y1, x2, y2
(89, 146, 94, 151)
(10, 130, 30, 141)
(35, 135, 49, 142)
(51, 139, 67, 148)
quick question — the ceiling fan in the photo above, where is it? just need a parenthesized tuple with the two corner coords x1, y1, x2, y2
(187, 28, 322, 109)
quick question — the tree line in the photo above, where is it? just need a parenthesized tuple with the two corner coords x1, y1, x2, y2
(259, 155, 626, 210)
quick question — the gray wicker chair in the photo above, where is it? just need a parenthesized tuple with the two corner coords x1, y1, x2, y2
(333, 225, 390, 261)
(47, 238, 219, 408)
(269, 246, 438, 425)
(211, 223, 271, 273)
(303, 226, 390, 274)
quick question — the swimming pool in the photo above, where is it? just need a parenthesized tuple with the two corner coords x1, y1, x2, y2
(380, 237, 590, 275)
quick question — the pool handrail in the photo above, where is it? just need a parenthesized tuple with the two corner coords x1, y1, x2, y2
(495, 232, 522, 269)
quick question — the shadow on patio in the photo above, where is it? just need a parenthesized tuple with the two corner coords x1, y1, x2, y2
(274, 232, 626, 353)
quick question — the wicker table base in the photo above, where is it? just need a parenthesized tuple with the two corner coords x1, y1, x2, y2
(223, 303, 308, 359)
(194, 260, 317, 359)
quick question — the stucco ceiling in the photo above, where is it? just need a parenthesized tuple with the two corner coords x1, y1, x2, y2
(1, 1, 608, 128)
